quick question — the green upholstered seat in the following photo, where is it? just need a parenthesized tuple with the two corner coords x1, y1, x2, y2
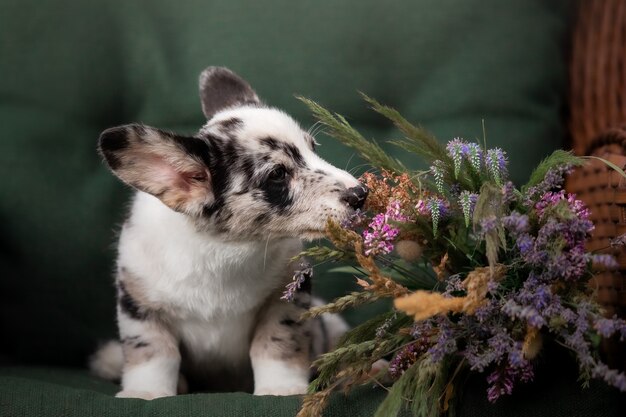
(3, 0, 616, 415)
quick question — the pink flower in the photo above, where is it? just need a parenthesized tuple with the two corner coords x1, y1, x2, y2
(362, 200, 406, 256)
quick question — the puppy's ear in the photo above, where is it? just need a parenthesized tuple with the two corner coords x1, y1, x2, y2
(99, 124, 213, 215)
(199, 66, 260, 119)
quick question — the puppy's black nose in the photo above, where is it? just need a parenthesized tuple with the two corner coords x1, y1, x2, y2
(341, 185, 368, 210)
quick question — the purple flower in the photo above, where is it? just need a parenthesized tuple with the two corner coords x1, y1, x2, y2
(502, 211, 529, 236)
(485, 148, 508, 186)
(486, 361, 534, 402)
(535, 191, 591, 222)
(341, 208, 367, 229)
(465, 329, 513, 372)
(444, 274, 464, 295)
(415, 199, 429, 216)
(427, 316, 457, 363)
(385, 200, 408, 222)
(594, 316, 626, 340)
(610, 233, 626, 248)
(363, 214, 400, 256)
(446, 138, 469, 178)
(362, 200, 410, 255)
(592, 363, 626, 391)
(479, 215, 498, 235)
(592, 254, 619, 271)
(516, 233, 534, 255)
(466, 143, 483, 171)
(427, 197, 448, 237)
(430, 160, 446, 194)
(459, 191, 479, 227)
(281, 262, 312, 302)
(526, 165, 573, 199)
(388, 342, 427, 379)
(502, 181, 518, 205)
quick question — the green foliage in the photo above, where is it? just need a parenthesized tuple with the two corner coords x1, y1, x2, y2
(374, 362, 421, 417)
(584, 155, 626, 180)
(374, 356, 451, 417)
(523, 150, 584, 191)
(337, 311, 412, 347)
(298, 96, 405, 173)
(301, 291, 379, 319)
(360, 94, 448, 165)
(409, 358, 452, 417)
(295, 245, 346, 262)
(310, 336, 403, 394)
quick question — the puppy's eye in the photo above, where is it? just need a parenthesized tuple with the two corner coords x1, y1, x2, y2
(268, 166, 287, 182)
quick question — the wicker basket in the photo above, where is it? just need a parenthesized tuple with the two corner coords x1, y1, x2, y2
(566, 129, 626, 317)
(567, 0, 626, 368)
(569, 0, 626, 153)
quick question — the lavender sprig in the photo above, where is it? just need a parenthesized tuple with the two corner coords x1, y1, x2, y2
(281, 262, 312, 302)
(430, 160, 446, 194)
(446, 138, 469, 179)
(459, 191, 479, 227)
(466, 143, 483, 171)
(485, 148, 508, 186)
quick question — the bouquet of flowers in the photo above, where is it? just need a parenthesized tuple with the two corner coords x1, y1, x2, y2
(289, 95, 626, 417)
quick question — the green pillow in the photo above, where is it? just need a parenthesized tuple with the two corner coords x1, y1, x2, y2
(0, 0, 573, 365)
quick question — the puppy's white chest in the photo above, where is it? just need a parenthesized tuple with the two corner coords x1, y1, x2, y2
(118, 192, 300, 344)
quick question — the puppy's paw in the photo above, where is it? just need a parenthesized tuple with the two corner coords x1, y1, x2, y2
(116, 390, 172, 400)
(254, 383, 308, 396)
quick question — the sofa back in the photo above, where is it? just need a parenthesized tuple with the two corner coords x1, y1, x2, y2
(0, 0, 573, 366)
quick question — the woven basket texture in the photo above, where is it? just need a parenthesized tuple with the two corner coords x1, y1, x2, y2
(570, 0, 626, 154)
(567, 0, 626, 369)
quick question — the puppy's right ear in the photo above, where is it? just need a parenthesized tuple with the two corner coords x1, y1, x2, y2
(199, 66, 260, 119)
(98, 124, 213, 215)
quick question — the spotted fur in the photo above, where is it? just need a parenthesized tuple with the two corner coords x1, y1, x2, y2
(90, 67, 360, 399)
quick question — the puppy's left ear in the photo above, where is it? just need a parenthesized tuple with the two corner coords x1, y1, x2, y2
(199, 66, 260, 119)
(98, 124, 214, 215)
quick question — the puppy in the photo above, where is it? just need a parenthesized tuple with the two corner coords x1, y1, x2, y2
(90, 67, 367, 399)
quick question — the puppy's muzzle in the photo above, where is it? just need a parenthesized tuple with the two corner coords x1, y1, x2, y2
(341, 185, 368, 210)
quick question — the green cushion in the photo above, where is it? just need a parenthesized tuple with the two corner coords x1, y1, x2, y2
(1, 360, 622, 417)
(0, 367, 391, 417)
(0, 0, 573, 368)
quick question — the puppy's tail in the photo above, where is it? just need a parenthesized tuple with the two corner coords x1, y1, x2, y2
(89, 340, 124, 381)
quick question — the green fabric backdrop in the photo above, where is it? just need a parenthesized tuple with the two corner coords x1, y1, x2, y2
(0, 1, 601, 415)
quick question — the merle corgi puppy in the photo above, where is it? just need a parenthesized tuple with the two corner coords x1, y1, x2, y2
(90, 67, 367, 399)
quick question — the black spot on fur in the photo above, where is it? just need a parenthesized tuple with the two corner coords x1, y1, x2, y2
(260, 137, 305, 167)
(283, 143, 305, 167)
(280, 318, 300, 327)
(218, 117, 243, 132)
(261, 137, 282, 151)
(254, 212, 270, 225)
(134, 341, 150, 348)
(314, 169, 326, 175)
(270, 336, 283, 342)
(240, 156, 256, 181)
(260, 174, 293, 211)
(117, 281, 147, 320)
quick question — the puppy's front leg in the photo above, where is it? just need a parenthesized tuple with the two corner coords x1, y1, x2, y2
(250, 295, 312, 396)
(116, 282, 180, 400)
